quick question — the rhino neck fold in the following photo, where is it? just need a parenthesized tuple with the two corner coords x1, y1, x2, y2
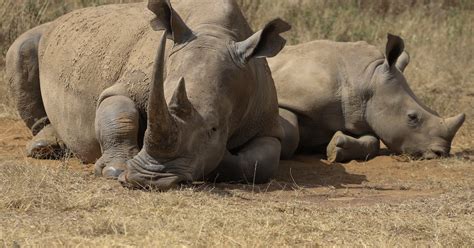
(193, 24, 240, 41)
(340, 59, 384, 136)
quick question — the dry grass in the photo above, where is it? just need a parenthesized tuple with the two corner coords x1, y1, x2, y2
(0, 124, 473, 246)
(0, 0, 473, 247)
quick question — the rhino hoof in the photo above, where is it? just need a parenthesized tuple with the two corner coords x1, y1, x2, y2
(94, 158, 127, 180)
(102, 166, 125, 179)
(326, 131, 346, 163)
(27, 124, 67, 160)
(26, 140, 64, 159)
(327, 147, 344, 163)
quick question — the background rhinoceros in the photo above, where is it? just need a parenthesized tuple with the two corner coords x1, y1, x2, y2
(6, 0, 290, 189)
(269, 34, 465, 162)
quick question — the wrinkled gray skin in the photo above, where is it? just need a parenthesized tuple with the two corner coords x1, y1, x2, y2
(269, 34, 465, 162)
(6, 0, 291, 189)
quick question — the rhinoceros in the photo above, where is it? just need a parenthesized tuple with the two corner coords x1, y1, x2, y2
(6, 0, 291, 189)
(269, 34, 465, 162)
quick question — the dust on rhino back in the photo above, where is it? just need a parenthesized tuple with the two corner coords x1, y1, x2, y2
(38, 3, 160, 162)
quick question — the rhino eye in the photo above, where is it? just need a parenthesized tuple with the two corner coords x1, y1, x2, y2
(407, 112, 420, 127)
(207, 127, 217, 138)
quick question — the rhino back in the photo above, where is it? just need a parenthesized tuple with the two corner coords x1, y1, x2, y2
(269, 40, 383, 148)
(38, 3, 156, 162)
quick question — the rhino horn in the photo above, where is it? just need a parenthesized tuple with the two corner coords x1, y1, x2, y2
(145, 32, 180, 156)
(169, 77, 195, 119)
(445, 113, 466, 138)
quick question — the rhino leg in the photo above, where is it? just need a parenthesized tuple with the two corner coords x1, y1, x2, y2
(95, 95, 140, 179)
(6, 24, 48, 132)
(326, 131, 379, 163)
(278, 108, 300, 159)
(6, 23, 68, 159)
(210, 137, 281, 184)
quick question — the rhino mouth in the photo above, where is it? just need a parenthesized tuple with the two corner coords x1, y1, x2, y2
(422, 149, 449, 160)
(118, 172, 184, 191)
(408, 148, 449, 160)
(118, 150, 192, 190)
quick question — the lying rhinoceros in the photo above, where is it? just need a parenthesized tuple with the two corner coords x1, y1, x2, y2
(6, 0, 291, 189)
(269, 34, 465, 162)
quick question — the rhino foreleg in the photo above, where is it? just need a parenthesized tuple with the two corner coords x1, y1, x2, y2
(326, 131, 379, 163)
(278, 108, 300, 159)
(211, 137, 281, 184)
(95, 95, 140, 179)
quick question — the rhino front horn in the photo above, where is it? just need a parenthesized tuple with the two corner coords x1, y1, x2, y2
(145, 32, 181, 157)
(445, 113, 466, 138)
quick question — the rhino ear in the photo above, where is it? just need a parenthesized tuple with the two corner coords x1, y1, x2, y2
(396, 51, 410, 72)
(385, 33, 405, 68)
(233, 18, 291, 64)
(148, 0, 194, 44)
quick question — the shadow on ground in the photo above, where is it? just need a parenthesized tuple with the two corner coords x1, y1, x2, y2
(203, 155, 367, 193)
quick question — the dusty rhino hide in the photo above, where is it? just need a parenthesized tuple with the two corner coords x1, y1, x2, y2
(6, 0, 291, 189)
(269, 34, 465, 162)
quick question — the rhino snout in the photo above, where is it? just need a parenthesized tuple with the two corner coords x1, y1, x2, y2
(117, 150, 192, 190)
(401, 141, 450, 160)
(407, 146, 450, 160)
(422, 148, 449, 160)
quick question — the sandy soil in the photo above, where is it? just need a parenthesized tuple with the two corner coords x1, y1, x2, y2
(1, 118, 473, 246)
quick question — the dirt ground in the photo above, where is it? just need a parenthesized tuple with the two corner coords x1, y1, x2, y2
(1, 118, 472, 247)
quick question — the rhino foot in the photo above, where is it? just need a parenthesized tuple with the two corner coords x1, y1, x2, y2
(326, 131, 380, 163)
(26, 124, 68, 159)
(210, 137, 281, 184)
(95, 157, 128, 179)
(94, 94, 140, 180)
(326, 131, 346, 163)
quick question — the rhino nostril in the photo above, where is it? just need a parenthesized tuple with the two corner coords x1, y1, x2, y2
(432, 150, 447, 157)
(412, 151, 423, 158)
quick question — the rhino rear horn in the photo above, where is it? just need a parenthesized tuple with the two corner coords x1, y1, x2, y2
(168, 77, 195, 119)
(233, 18, 291, 64)
(148, 0, 194, 44)
(445, 113, 466, 138)
(145, 32, 181, 157)
(386, 33, 405, 67)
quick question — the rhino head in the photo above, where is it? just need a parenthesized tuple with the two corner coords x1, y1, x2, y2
(118, 0, 290, 189)
(365, 34, 465, 159)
